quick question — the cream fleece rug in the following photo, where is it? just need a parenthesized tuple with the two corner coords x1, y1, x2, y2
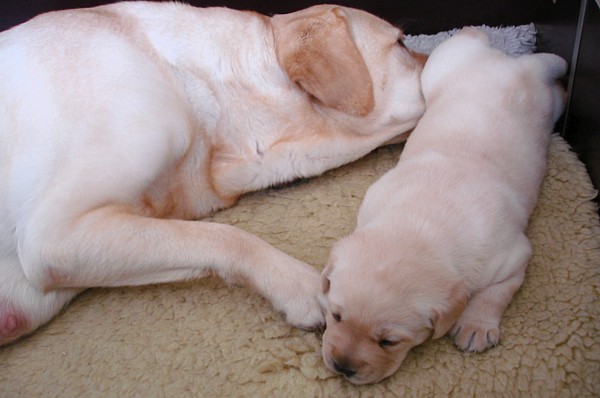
(1, 26, 599, 397)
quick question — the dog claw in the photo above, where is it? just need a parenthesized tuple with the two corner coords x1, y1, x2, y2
(465, 331, 477, 351)
(450, 326, 461, 339)
(452, 321, 500, 353)
(486, 329, 500, 348)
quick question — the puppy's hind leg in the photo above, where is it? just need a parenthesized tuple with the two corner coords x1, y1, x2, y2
(450, 238, 531, 352)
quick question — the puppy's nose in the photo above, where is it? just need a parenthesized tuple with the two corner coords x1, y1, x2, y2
(333, 360, 356, 378)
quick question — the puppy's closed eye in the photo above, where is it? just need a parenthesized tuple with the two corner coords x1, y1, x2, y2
(332, 313, 342, 322)
(378, 338, 400, 349)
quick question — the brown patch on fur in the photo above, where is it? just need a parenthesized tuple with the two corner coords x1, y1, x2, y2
(206, 143, 243, 206)
(136, 157, 190, 219)
(138, 140, 241, 220)
(410, 50, 428, 68)
(272, 6, 374, 116)
(43, 266, 72, 291)
(139, 189, 178, 219)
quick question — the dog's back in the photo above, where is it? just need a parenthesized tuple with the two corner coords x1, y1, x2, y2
(400, 28, 567, 218)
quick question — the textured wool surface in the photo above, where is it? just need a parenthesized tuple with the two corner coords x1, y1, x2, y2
(404, 23, 537, 56)
(1, 27, 599, 397)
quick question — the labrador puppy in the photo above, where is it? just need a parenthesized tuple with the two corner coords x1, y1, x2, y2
(320, 28, 567, 384)
(0, 2, 426, 346)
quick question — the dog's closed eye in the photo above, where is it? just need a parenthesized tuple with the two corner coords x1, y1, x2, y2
(378, 338, 401, 349)
(332, 313, 342, 322)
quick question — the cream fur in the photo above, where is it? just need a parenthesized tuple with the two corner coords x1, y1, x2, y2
(0, 2, 425, 345)
(321, 28, 567, 384)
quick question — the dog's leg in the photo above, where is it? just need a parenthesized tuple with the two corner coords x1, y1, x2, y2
(450, 238, 531, 352)
(450, 271, 526, 352)
(19, 207, 324, 335)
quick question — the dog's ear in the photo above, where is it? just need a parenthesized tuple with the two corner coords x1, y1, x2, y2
(272, 6, 374, 116)
(320, 257, 335, 295)
(430, 283, 468, 339)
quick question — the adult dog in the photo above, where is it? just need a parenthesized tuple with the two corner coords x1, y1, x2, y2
(0, 2, 426, 345)
(320, 28, 567, 384)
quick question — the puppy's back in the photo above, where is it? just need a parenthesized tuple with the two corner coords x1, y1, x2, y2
(406, 29, 566, 211)
(364, 28, 568, 243)
(421, 28, 566, 129)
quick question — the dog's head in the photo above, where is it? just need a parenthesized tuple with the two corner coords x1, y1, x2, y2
(320, 231, 467, 384)
(271, 5, 425, 137)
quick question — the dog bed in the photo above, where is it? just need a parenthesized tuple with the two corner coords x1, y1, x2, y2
(1, 24, 598, 397)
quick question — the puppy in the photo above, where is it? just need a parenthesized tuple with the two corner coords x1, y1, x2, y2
(0, 3, 426, 346)
(320, 28, 567, 384)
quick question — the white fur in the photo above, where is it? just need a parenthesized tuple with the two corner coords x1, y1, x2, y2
(0, 2, 426, 345)
(320, 27, 567, 384)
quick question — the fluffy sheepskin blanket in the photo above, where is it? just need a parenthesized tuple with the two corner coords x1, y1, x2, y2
(1, 25, 599, 397)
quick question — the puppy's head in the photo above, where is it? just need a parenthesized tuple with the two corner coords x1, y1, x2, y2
(320, 231, 467, 384)
(271, 5, 425, 136)
(420, 27, 493, 102)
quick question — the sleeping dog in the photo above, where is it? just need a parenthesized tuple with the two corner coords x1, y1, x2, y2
(320, 28, 567, 384)
(0, 3, 426, 345)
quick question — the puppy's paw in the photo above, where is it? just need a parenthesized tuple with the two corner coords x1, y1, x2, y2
(450, 319, 500, 353)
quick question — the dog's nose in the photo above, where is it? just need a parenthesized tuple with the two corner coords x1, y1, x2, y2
(333, 360, 356, 378)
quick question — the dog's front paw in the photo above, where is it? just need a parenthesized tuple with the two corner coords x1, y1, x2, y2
(273, 262, 325, 332)
(281, 294, 325, 332)
(450, 319, 500, 352)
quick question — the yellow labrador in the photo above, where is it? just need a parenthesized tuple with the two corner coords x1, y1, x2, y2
(0, 3, 426, 345)
(321, 28, 567, 384)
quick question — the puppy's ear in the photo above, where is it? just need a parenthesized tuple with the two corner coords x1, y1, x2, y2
(320, 257, 335, 295)
(272, 7, 374, 116)
(430, 283, 468, 339)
